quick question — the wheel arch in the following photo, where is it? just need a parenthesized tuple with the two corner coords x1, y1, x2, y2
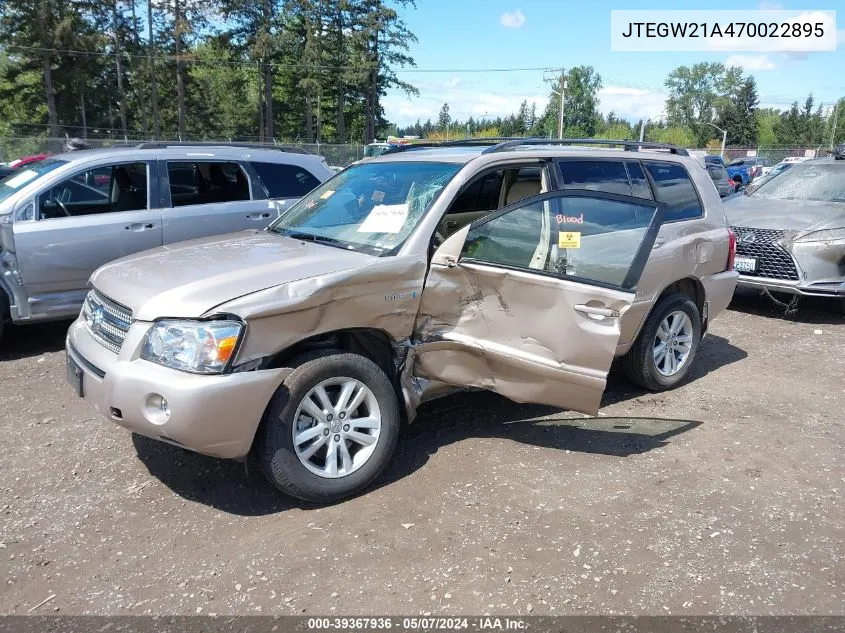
(629, 276, 706, 346)
(249, 327, 406, 466)
(263, 327, 403, 388)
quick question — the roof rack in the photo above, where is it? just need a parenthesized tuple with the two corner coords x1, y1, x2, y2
(380, 137, 526, 155)
(482, 138, 689, 156)
(379, 137, 689, 157)
(124, 141, 312, 154)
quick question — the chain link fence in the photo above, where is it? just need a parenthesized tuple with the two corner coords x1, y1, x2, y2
(0, 137, 366, 167)
(0, 136, 836, 168)
(710, 146, 834, 162)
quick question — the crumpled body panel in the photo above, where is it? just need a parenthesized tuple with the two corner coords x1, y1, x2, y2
(408, 259, 633, 417)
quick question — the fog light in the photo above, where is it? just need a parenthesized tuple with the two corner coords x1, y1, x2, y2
(144, 394, 171, 425)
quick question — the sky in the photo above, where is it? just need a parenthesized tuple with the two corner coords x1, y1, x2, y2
(382, 0, 845, 128)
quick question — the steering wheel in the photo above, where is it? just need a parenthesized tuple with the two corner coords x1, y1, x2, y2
(55, 199, 71, 217)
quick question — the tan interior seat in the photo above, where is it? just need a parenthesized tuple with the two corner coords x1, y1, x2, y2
(437, 172, 543, 240)
(504, 179, 542, 206)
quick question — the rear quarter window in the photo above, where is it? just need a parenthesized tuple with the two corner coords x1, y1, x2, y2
(643, 161, 703, 222)
(250, 162, 321, 198)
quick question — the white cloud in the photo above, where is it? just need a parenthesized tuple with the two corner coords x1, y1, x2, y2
(499, 10, 526, 29)
(444, 77, 461, 89)
(597, 86, 666, 122)
(725, 54, 776, 71)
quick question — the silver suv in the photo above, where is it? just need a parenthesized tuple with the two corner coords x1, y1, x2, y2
(0, 143, 332, 338)
(66, 139, 738, 503)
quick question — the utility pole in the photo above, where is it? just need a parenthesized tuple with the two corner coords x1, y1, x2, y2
(557, 70, 565, 139)
(639, 120, 645, 142)
(546, 68, 565, 139)
(829, 101, 839, 150)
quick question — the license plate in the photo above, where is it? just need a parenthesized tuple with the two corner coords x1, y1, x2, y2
(734, 256, 757, 273)
(66, 353, 84, 397)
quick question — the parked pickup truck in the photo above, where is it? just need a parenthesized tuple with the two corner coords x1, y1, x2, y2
(727, 157, 773, 188)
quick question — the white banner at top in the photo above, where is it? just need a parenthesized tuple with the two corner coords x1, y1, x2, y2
(610, 10, 837, 52)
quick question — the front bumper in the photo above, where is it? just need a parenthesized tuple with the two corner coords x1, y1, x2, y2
(66, 317, 290, 459)
(736, 275, 845, 298)
(732, 229, 845, 298)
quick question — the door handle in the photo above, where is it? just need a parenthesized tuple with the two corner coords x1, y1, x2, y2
(653, 237, 666, 249)
(125, 223, 156, 231)
(247, 212, 271, 220)
(574, 304, 620, 318)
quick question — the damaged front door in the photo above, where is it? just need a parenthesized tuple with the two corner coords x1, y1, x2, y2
(410, 191, 664, 415)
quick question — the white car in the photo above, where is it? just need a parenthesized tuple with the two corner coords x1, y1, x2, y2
(761, 156, 811, 176)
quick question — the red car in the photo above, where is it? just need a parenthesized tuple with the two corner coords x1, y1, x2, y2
(7, 153, 51, 169)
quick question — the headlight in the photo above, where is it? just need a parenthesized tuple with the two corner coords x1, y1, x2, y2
(141, 319, 243, 374)
(793, 228, 845, 243)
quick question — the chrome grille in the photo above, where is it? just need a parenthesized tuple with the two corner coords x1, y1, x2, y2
(82, 289, 133, 353)
(730, 226, 800, 281)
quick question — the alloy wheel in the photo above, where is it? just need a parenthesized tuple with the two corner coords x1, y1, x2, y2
(652, 310, 694, 377)
(292, 377, 382, 479)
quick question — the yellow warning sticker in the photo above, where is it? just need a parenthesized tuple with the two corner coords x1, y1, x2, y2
(319, 190, 335, 199)
(558, 231, 581, 248)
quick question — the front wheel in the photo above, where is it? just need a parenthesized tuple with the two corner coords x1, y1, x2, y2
(256, 351, 401, 503)
(622, 293, 702, 391)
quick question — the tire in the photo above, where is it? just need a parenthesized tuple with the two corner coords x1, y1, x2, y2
(622, 293, 702, 391)
(256, 351, 401, 503)
(0, 291, 7, 342)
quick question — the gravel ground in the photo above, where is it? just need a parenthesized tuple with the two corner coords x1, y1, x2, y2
(1, 291, 843, 616)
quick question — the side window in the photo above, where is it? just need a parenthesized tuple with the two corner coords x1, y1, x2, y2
(38, 163, 147, 219)
(462, 200, 545, 270)
(558, 160, 631, 196)
(461, 193, 662, 289)
(167, 161, 251, 207)
(705, 165, 723, 182)
(448, 171, 505, 214)
(625, 161, 653, 199)
(249, 162, 321, 199)
(441, 167, 536, 238)
(642, 161, 703, 222)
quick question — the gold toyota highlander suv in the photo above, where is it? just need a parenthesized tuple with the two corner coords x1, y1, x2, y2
(66, 139, 738, 502)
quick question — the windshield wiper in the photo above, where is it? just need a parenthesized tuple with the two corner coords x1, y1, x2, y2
(281, 230, 350, 250)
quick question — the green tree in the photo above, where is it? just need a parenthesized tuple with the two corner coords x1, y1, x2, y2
(596, 122, 635, 140)
(437, 102, 450, 131)
(647, 125, 697, 147)
(715, 76, 759, 147)
(828, 98, 845, 146)
(539, 65, 602, 138)
(665, 62, 726, 146)
(756, 107, 780, 146)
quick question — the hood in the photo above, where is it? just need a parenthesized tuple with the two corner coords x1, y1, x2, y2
(90, 230, 372, 321)
(724, 195, 845, 231)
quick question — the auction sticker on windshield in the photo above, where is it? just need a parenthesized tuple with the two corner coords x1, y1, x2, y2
(358, 204, 408, 233)
(3, 169, 39, 189)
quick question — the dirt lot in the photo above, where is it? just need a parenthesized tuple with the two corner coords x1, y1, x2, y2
(0, 291, 843, 616)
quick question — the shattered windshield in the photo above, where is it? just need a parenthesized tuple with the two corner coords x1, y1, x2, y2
(269, 161, 460, 255)
(748, 162, 845, 203)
